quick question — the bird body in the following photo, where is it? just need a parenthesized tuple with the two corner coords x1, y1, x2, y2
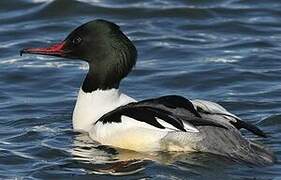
(21, 19, 275, 165)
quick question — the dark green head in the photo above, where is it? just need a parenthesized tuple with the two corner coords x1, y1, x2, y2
(21, 19, 137, 92)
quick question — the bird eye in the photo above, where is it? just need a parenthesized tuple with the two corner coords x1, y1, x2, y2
(72, 36, 82, 45)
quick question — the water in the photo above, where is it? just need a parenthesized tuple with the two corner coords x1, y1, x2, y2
(0, 0, 281, 179)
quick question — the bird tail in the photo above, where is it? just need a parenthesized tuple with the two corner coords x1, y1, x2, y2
(230, 140, 276, 166)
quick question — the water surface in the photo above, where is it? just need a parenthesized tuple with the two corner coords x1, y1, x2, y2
(0, 0, 281, 179)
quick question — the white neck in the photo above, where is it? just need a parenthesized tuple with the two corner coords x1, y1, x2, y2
(72, 88, 135, 132)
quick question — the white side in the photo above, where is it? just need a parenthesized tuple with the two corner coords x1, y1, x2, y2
(90, 116, 170, 151)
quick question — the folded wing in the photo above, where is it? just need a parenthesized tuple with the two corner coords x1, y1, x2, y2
(97, 95, 228, 133)
(192, 99, 267, 137)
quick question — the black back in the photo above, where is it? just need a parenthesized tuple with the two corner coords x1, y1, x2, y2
(96, 95, 228, 132)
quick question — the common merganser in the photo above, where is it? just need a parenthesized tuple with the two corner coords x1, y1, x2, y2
(21, 19, 275, 165)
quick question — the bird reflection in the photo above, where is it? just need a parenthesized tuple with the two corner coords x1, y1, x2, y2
(70, 133, 233, 176)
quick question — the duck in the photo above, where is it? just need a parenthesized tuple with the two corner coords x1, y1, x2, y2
(21, 19, 275, 165)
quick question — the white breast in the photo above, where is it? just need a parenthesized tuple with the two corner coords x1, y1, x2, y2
(72, 88, 135, 132)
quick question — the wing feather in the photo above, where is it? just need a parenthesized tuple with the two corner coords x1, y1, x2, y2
(97, 96, 228, 132)
(192, 99, 267, 137)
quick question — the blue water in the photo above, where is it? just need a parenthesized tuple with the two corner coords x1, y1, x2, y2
(0, 0, 281, 179)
